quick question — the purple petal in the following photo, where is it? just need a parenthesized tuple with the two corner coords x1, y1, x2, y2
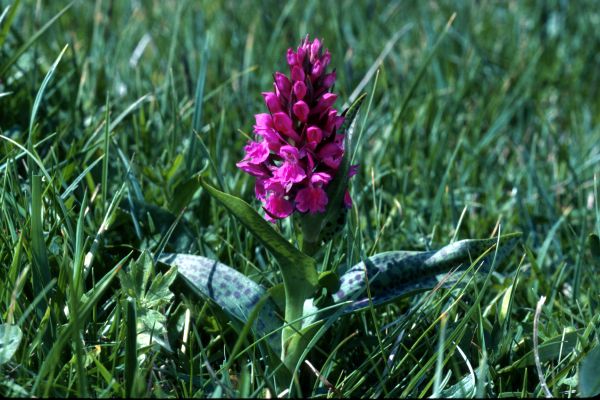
(324, 109, 339, 135)
(310, 38, 321, 62)
(278, 145, 300, 162)
(291, 66, 305, 82)
(292, 101, 309, 122)
(274, 72, 291, 99)
(272, 161, 306, 187)
(263, 179, 286, 195)
(286, 49, 296, 66)
(344, 190, 353, 208)
(272, 112, 301, 142)
(321, 50, 331, 68)
(311, 60, 324, 80)
(255, 179, 266, 200)
(242, 140, 270, 164)
(322, 71, 336, 89)
(296, 186, 328, 214)
(296, 46, 306, 65)
(262, 92, 282, 113)
(236, 160, 271, 178)
(254, 113, 273, 129)
(264, 195, 294, 220)
(311, 172, 332, 185)
(253, 114, 283, 150)
(306, 126, 323, 149)
(312, 93, 337, 115)
(317, 142, 344, 169)
(293, 81, 307, 99)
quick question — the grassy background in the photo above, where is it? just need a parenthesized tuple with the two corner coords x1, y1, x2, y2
(1, 0, 599, 397)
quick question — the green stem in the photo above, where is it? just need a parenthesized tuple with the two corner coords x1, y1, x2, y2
(277, 238, 324, 393)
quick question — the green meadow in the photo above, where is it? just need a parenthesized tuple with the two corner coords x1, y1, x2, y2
(1, 0, 599, 397)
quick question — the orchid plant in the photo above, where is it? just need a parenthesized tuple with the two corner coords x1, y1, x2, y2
(159, 36, 520, 393)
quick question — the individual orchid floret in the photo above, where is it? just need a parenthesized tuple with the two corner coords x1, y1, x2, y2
(237, 35, 357, 222)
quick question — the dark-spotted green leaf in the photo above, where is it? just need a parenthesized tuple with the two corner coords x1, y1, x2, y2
(580, 344, 600, 397)
(0, 324, 22, 365)
(158, 253, 282, 354)
(333, 233, 520, 312)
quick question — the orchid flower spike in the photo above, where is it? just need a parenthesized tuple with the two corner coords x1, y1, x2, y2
(237, 36, 356, 222)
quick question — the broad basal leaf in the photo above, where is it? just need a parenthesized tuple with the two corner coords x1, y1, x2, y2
(332, 233, 520, 312)
(158, 253, 282, 354)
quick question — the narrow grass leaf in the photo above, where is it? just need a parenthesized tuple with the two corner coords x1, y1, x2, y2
(28, 44, 69, 139)
(394, 13, 456, 122)
(188, 36, 209, 172)
(1, 0, 70, 74)
(125, 298, 138, 398)
(34, 256, 127, 393)
(0, 2, 20, 45)
(30, 175, 51, 317)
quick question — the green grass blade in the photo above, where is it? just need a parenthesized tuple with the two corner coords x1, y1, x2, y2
(26, 43, 68, 176)
(33, 256, 127, 394)
(102, 95, 110, 216)
(0, 2, 72, 76)
(0, 0, 21, 48)
(394, 12, 456, 123)
(188, 36, 209, 172)
(30, 175, 51, 319)
(125, 298, 138, 398)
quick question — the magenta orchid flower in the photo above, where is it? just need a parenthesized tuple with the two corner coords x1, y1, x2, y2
(237, 35, 357, 222)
